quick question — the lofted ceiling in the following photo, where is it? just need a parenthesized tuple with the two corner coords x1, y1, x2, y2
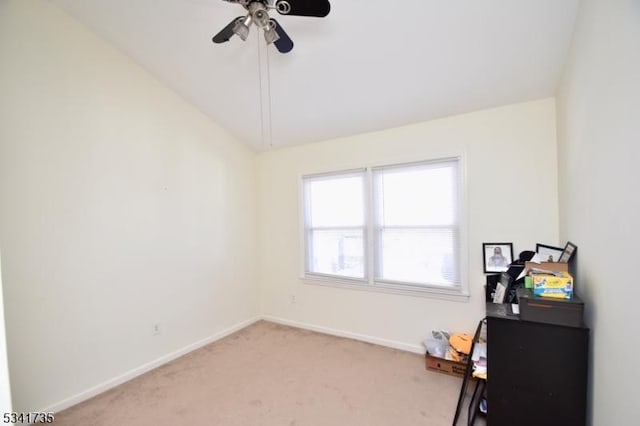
(47, 0, 580, 151)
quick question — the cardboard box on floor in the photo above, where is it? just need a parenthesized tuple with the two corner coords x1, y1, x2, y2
(425, 354, 467, 378)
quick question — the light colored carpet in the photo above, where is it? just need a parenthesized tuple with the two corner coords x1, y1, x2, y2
(54, 321, 477, 425)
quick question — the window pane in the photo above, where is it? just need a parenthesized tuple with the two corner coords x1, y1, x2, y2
(309, 229, 365, 278)
(306, 174, 364, 227)
(377, 228, 459, 286)
(374, 162, 457, 226)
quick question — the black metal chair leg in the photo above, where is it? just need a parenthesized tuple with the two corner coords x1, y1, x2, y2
(452, 318, 485, 426)
(468, 378, 486, 425)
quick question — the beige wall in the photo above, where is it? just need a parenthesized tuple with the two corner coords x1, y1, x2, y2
(557, 0, 640, 424)
(257, 98, 560, 350)
(1, 0, 600, 416)
(0, 0, 258, 411)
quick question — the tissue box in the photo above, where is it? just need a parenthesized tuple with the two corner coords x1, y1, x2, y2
(532, 272, 574, 299)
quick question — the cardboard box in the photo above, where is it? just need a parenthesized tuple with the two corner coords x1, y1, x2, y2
(532, 271, 573, 299)
(524, 262, 571, 294)
(425, 353, 467, 378)
(524, 261, 568, 274)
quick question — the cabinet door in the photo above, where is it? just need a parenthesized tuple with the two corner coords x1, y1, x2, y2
(487, 317, 588, 426)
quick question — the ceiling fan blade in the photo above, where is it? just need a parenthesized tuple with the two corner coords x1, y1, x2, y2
(275, 0, 330, 18)
(270, 19, 294, 53)
(212, 17, 244, 43)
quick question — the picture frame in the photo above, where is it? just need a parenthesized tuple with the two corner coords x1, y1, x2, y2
(558, 241, 577, 263)
(483, 243, 513, 273)
(536, 243, 564, 262)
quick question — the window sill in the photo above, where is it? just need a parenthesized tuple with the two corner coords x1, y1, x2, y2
(301, 275, 470, 302)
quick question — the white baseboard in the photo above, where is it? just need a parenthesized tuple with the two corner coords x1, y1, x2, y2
(262, 315, 424, 354)
(42, 315, 423, 414)
(42, 316, 261, 414)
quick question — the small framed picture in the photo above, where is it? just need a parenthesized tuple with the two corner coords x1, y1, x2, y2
(483, 243, 513, 273)
(536, 243, 564, 262)
(558, 241, 577, 263)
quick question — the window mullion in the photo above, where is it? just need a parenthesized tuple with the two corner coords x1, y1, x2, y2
(366, 167, 375, 285)
(306, 229, 313, 273)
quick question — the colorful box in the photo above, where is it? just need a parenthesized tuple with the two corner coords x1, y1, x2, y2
(532, 272, 573, 299)
(524, 276, 533, 289)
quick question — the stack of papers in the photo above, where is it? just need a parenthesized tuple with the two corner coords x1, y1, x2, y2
(471, 342, 488, 379)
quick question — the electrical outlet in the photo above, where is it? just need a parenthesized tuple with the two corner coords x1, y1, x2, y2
(290, 295, 296, 304)
(152, 323, 161, 336)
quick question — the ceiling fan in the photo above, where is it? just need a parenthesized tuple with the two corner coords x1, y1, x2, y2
(212, 0, 331, 53)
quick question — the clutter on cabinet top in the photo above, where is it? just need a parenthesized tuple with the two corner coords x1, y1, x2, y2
(517, 287, 584, 327)
(523, 261, 573, 299)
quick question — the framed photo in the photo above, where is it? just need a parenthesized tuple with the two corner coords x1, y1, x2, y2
(536, 243, 564, 262)
(558, 241, 577, 263)
(483, 243, 513, 273)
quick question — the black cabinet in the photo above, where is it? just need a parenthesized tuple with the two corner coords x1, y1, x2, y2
(486, 309, 589, 426)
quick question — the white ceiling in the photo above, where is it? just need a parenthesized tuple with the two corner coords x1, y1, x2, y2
(47, 0, 580, 151)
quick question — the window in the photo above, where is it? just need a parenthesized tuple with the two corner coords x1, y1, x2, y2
(303, 170, 366, 279)
(302, 158, 464, 297)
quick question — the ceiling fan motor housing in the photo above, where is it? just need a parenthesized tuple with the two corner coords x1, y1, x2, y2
(248, 2, 271, 28)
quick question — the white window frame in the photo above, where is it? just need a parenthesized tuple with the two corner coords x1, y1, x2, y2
(303, 169, 368, 283)
(300, 156, 468, 301)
